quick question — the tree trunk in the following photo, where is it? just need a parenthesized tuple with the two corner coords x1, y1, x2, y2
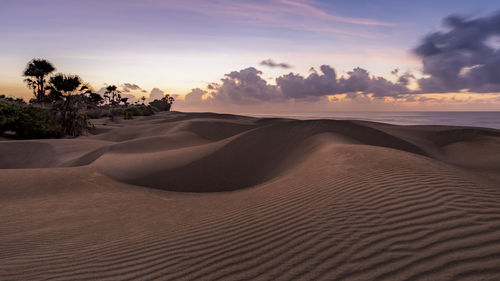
(36, 76, 42, 101)
(39, 76, 44, 101)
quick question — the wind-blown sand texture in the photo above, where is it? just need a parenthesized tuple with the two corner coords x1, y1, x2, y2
(1, 112, 500, 280)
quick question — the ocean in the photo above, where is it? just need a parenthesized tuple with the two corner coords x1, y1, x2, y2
(248, 111, 500, 129)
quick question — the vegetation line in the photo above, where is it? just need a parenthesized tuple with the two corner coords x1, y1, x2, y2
(1, 59, 175, 139)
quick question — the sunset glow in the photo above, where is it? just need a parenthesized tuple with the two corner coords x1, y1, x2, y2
(1, 0, 499, 112)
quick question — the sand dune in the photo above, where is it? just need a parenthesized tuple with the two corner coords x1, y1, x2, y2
(1, 111, 500, 280)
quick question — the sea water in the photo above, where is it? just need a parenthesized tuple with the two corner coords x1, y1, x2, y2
(249, 112, 500, 129)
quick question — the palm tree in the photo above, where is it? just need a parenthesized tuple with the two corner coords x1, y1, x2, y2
(163, 94, 175, 105)
(105, 85, 120, 106)
(141, 96, 146, 104)
(23, 78, 37, 98)
(161, 94, 175, 111)
(120, 97, 129, 106)
(47, 74, 83, 97)
(46, 73, 89, 136)
(23, 59, 56, 102)
(87, 92, 104, 105)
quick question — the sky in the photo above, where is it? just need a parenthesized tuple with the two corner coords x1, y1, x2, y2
(1, 0, 500, 112)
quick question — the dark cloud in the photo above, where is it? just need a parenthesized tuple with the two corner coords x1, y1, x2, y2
(276, 65, 339, 99)
(184, 12, 500, 107)
(121, 83, 143, 92)
(276, 66, 409, 99)
(339, 67, 410, 98)
(192, 65, 411, 104)
(397, 72, 415, 86)
(260, 59, 292, 69)
(414, 12, 500, 93)
(207, 83, 218, 90)
(418, 96, 440, 103)
(210, 67, 282, 104)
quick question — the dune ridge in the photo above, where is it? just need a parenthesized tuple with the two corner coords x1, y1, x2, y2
(1, 111, 500, 280)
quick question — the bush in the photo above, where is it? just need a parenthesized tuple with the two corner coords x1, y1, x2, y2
(121, 105, 155, 119)
(0, 99, 18, 133)
(49, 95, 92, 137)
(149, 99, 171, 111)
(0, 99, 63, 138)
(85, 108, 107, 119)
(136, 105, 155, 116)
(123, 107, 134, 119)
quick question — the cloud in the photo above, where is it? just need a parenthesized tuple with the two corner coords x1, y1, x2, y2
(397, 72, 415, 86)
(149, 88, 165, 101)
(275, 0, 394, 27)
(184, 88, 208, 106)
(209, 67, 282, 104)
(340, 67, 410, 98)
(96, 87, 107, 96)
(121, 83, 143, 92)
(120, 93, 137, 102)
(182, 12, 500, 109)
(96, 85, 167, 103)
(277, 65, 410, 99)
(158, 0, 395, 39)
(193, 65, 411, 105)
(260, 59, 292, 69)
(185, 88, 206, 102)
(276, 65, 338, 98)
(414, 12, 500, 93)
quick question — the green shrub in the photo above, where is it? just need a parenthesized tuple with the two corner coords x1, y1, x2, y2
(149, 99, 171, 111)
(50, 95, 92, 137)
(85, 108, 106, 119)
(0, 99, 63, 138)
(123, 108, 134, 119)
(81, 104, 156, 121)
(136, 105, 155, 116)
(0, 99, 18, 133)
(120, 105, 155, 119)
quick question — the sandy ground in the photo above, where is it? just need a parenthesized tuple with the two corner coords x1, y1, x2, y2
(1, 111, 500, 280)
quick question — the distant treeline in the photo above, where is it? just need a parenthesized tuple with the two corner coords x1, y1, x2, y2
(0, 59, 174, 139)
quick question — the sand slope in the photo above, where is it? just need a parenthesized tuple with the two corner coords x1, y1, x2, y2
(1, 112, 500, 280)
